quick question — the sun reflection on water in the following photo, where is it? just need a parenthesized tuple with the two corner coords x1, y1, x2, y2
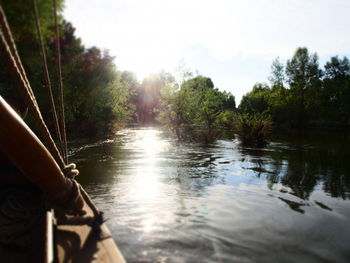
(81, 128, 350, 263)
(127, 129, 170, 232)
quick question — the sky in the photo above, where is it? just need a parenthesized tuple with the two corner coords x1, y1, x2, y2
(64, 0, 350, 103)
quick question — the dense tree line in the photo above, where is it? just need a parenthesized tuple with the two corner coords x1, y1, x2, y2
(1, 1, 349, 143)
(239, 47, 350, 129)
(0, 0, 134, 138)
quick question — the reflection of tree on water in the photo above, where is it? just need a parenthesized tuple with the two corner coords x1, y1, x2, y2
(240, 131, 350, 201)
(167, 130, 350, 208)
(72, 128, 350, 216)
(170, 145, 222, 194)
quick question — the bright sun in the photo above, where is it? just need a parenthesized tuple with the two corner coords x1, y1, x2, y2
(119, 44, 182, 81)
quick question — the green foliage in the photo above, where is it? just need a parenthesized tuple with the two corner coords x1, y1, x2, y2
(157, 75, 236, 142)
(321, 56, 350, 124)
(0, 3, 134, 138)
(216, 110, 235, 129)
(220, 90, 236, 110)
(234, 113, 273, 146)
(2, 1, 349, 143)
(0, 0, 64, 40)
(238, 47, 350, 129)
(286, 48, 322, 88)
(285, 47, 322, 127)
(239, 83, 270, 114)
(182, 75, 214, 91)
(0, 0, 63, 103)
(269, 57, 285, 88)
(134, 71, 175, 125)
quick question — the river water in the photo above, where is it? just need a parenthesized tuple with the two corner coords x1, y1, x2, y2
(71, 128, 350, 263)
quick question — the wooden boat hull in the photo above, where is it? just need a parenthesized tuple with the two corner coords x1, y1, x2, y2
(0, 96, 126, 262)
(55, 200, 125, 263)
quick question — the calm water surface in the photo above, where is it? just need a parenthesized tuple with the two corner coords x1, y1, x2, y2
(71, 128, 350, 263)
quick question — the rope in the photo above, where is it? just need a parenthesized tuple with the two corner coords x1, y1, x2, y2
(0, 7, 65, 169)
(1, 4, 103, 224)
(0, 7, 37, 109)
(63, 164, 102, 219)
(32, 0, 64, 158)
(53, 0, 68, 163)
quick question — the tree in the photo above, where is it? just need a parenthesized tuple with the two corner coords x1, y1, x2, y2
(322, 56, 350, 123)
(239, 83, 270, 114)
(286, 47, 322, 128)
(220, 91, 236, 110)
(157, 75, 234, 141)
(0, 0, 65, 131)
(0, 1, 134, 138)
(269, 57, 285, 88)
(136, 71, 176, 125)
(182, 75, 214, 91)
(0, 0, 64, 40)
(324, 56, 350, 79)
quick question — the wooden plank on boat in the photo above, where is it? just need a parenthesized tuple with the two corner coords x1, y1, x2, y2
(55, 200, 125, 263)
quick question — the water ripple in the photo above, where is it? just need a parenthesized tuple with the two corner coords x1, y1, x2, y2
(74, 128, 350, 263)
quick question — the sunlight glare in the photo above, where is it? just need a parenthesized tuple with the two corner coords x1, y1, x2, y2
(132, 130, 168, 202)
(129, 129, 169, 233)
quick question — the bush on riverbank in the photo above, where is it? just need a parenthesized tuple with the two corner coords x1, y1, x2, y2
(157, 76, 236, 143)
(234, 113, 273, 146)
